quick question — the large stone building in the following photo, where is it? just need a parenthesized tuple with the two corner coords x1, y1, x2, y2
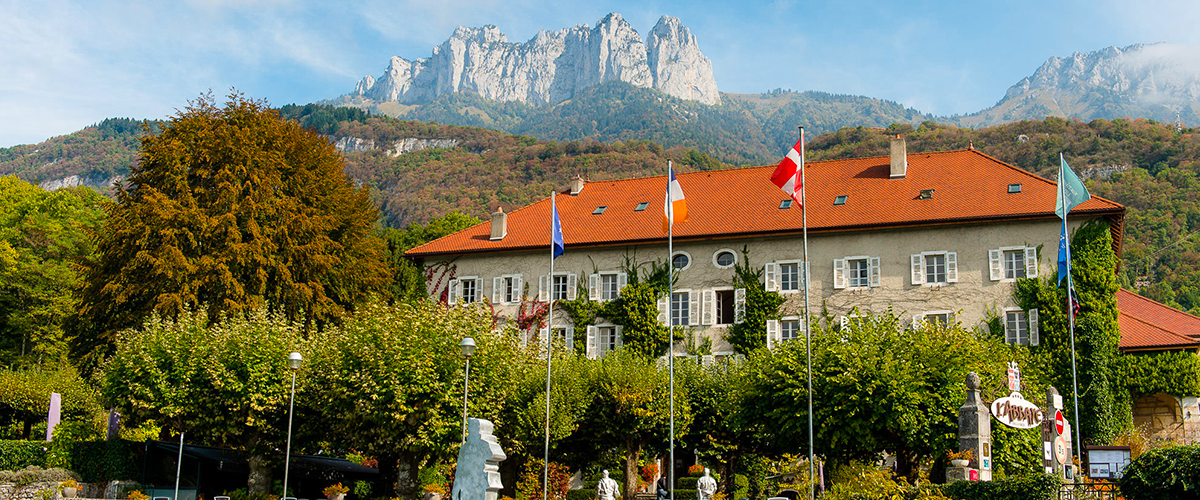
(1116, 289, 1200, 445)
(406, 139, 1125, 356)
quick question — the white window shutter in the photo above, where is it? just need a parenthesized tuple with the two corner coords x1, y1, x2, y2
(567, 273, 577, 300)
(912, 314, 923, 330)
(702, 290, 716, 325)
(911, 254, 924, 285)
(448, 279, 459, 305)
(588, 274, 600, 301)
(1029, 309, 1040, 346)
(615, 326, 624, 348)
(989, 249, 1003, 281)
(765, 263, 778, 291)
(734, 288, 746, 324)
(833, 258, 846, 289)
(586, 326, 598, 359)
(475, 278, 484, 301)
(493, 277, 503, 304)
(617, 273, 628, 297)
(565, 327, 575, 351)
(839, 316, 849, 329)
(689, 292, 699, 326)
(946, 252, 959, 283)
(869, 257, 881, 287)
(701, 355, 714, 367)
(538, 275, 547, 302)
(1004, 313, 1015, 344)
(766, 320, 780, 349)
(948, 311, 956, 325)
(515, 276, 524, 301)
(657, 296, 669, 326)
(540, 325, 550, 354)
(1025, 247, 1039, 278)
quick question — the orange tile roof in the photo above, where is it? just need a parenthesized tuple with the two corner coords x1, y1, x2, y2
(407, 149, 1125, 257)
(1117, 288, 1200, 351)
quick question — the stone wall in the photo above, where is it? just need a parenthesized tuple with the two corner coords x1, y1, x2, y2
(1132, 393, 1200, 444)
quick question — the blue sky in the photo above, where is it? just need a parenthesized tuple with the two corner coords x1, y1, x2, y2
(3, 0, 1200, 147)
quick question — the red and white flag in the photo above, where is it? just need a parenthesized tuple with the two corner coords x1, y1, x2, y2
(663, 163, 688, 232)
(771, 138, 804, 206)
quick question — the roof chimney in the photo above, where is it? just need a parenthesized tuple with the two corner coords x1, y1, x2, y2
(489, 207, 507, 241)
(570, 175, 585, 196)
(889, 135, 907, 179)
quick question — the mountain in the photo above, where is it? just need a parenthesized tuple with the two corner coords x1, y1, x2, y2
(347, 13, 719, 107)
(952, 43, 1200, 127)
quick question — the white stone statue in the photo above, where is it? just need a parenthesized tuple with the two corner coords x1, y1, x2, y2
(696, 469, 717, 500)
(451, 418, 507, 500)
(597, 470, 621, 500)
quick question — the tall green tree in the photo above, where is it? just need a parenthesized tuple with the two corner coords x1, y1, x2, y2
(0, 176, 107, 364)
(101, 308, 313, 493)
(0, 364, 101, 439)
(74, 93, 388, 363)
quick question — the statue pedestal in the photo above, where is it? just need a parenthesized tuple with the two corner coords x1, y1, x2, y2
(946, 467, 977, 482)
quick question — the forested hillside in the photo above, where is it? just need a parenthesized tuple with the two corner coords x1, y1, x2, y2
(806, 118, 1200, 314)
(0, 118, 157, 190)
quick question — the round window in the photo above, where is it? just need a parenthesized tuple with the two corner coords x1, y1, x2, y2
(715, 251, 736, 268)
(672, 253, 690, 270)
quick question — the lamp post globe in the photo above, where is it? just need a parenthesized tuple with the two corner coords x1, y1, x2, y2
(460, 337, 476, 358)
(282, 351, 302, 500)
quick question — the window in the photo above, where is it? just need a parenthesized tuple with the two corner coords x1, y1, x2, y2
(918, 189, 934, 199)
(765, 261, 807, 292)
(1004, 308, 1039, 346)
(592, 206, 607, 215)
(601, 274, 619, 300)
(672, 292, 690, 326)
(598, 326, 619, 354)
(586, 324, 623, 359)
(1004, 250, 1026, 279)
(553, 275, 568, 300)
(493, 275, 523, 304)
(925, 254, 946, 284)
(672, 252, 691, 271)
(635, 202, 649, 211)
(1008, 183, 1022, 193)
(834, 195, 848, 205)
(460, 277, 479, 303)
(539, 273, 577, 301)
(990, 247, 1037, 281)
(714, 249, 737, 269)
(848, 259, 869, 288)
(715, 290, 736, 325)
(780, 319, 800, 341)
(779, 199, 793, 209)
(925, 313, 949, 328)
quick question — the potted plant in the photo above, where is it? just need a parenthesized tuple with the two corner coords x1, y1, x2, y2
(127, 491, 150, 500)
(61, 480, 80, 498)
(947, 449, 975, 468)
(324, 483, 350, 500)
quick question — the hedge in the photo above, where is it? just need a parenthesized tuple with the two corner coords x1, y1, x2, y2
(566, 489, 595, 500)
(1117, 351, 1200, 398)
(0, 440, 48, 470)
(678, 477, 697, 489)
(942, 474, 1059, 500)
(66, 440, 142, 482)
(1119, 445, 1200, 500)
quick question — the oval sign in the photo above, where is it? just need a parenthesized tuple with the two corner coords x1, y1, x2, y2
(991, 396, 1045, 429)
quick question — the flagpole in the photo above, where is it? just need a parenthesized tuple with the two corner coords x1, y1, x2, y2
(668, 160, 676, 500)
(799, 127, 814, 500)
(1061, 153, 1083, 463)
(543, 191, 555, 500)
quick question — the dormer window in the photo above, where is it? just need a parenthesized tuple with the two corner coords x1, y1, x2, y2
(918, 189, 934, 200)
(1008, 183, 1022, 193)
(592, 206, 607, 215)
(779, 199, 793, 209)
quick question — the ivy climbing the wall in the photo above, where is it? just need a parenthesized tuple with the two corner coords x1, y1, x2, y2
(726, 248, 785, 354)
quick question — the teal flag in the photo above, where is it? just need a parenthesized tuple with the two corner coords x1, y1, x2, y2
(1055, 154, 1091, 219)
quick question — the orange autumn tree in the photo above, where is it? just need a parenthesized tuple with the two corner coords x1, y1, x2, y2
(74, 92, 388, 362)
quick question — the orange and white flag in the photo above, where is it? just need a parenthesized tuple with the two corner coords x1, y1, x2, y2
(663, 163, 688, 232)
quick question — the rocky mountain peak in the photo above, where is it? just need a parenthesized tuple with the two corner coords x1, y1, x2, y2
(349, 13, 719, 106)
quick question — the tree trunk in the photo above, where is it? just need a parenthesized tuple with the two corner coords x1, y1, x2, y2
(894, 450, 919, 483)
(396, 453, 422, 499)
(22, 419, 32, 440)
(624, 439, 642, 499)
(376, 455, 398, 499)
(248, 454, 273, 495)
(718, 456, 738, 495)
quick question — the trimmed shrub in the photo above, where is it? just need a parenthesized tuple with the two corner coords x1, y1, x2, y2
(732, 474, 748, 500)
(1119, 445, 1200, 500)
(0, 441, 47, 470)
(679, 477, 698, 490)
(942, 473, 1058, 500)
(0, 466, 81, 484)
(66, 440, 141, 482)
(566, 489, 595, 500)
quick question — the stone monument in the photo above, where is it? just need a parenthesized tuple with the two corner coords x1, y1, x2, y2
(949, 372, 992, 481)
(696, 469, 717, 500)
(597, 470, 620, 500)
(452, 418, 507, 500)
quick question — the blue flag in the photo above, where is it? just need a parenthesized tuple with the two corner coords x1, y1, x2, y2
(551, 196, 564, 260)
(1057, 220, 1069, 284)
(1056, 154, 1091, 219)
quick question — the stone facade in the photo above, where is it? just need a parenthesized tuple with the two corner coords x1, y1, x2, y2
(1132, 393, 1200, 445)
(430, 215, 1104, 355)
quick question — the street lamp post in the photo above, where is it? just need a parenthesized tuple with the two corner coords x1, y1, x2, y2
(460, 337, 476, 443)
(282, 352, 302, 500)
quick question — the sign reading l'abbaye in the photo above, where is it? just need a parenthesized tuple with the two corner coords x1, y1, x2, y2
(991, 396, 1044, 429)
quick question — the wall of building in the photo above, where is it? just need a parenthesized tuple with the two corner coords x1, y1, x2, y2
(425, 216, 1102, 354)
(1132, 393, 1200, 445)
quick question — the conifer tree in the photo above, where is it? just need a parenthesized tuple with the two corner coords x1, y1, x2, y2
(74, 93, 388, 361)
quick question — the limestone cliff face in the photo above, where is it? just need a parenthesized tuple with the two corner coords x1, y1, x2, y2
(351, 13, 719, 106)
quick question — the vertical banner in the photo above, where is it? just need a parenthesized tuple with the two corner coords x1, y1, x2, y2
(107, 409, 122, 441)
(46, 392, 62, 441)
